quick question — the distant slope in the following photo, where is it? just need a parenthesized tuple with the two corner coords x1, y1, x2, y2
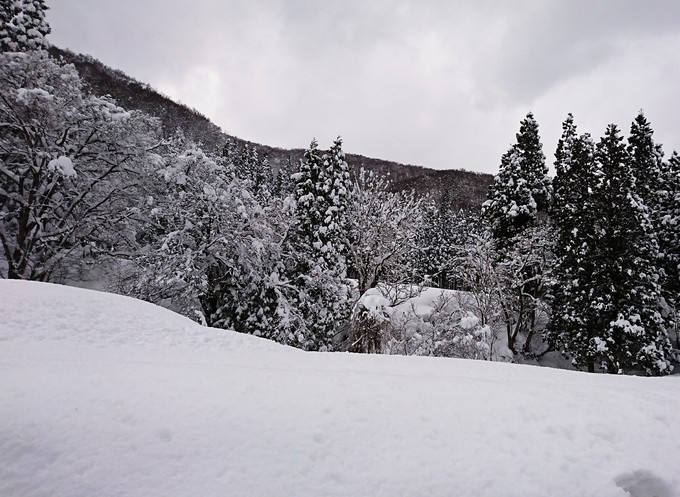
(49, 46, 493, 210)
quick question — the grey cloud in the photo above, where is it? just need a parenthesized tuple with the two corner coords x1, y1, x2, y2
(46, 0, 680, 174)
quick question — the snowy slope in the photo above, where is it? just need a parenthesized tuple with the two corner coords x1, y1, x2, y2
(1, 281, 679, 497)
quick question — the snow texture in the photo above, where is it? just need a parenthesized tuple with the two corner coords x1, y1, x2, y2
(46, 156, 76, 177)
(1, 280, 679, 497)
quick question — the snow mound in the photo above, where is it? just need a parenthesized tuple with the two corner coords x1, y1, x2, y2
(1, 281, 679, 497)
(0, 280, 287, 353)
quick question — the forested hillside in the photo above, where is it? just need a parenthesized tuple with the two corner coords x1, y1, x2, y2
(2, 1, 678, 374)
(48, 46, 492, 210)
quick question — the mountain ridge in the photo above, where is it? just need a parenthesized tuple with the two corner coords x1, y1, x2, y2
(48, 46, 492, 211)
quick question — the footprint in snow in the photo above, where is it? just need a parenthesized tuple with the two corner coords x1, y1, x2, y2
(614, 470, 674, 497)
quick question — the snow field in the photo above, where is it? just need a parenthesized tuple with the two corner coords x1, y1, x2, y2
(1, 280, 679, 497)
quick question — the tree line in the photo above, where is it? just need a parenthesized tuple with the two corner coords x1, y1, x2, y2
(1, 0, 678, 374)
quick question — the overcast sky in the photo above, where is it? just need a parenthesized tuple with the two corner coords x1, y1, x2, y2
(47, 0, 680, 174)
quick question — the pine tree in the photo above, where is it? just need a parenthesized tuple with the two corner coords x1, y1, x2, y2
(481, 113, 552, 355)
(1, 0, 50, 52)
(271, 159, 295, 197)
(287, 137, 353, 351)
(415, 200, 477, 290)
(514, 112, 551, 213)
(234, 143, 271, 198)
(627, 112, 665, 209)
(547, 120, 673, 374)
(593, 124, 672, 374)
(545, 115, 602, 370)
(482, 112, 551, 247)
(482, 147, 535, 245)
(627, 113, 678, 317)
(658, 151, 680, 310)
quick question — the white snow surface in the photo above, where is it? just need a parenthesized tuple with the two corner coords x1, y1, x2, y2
(1, 280, 679, 497)
(47, 155, 76, 177)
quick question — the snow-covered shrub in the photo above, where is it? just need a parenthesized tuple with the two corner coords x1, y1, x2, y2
(385, 291, 491, 360)
(347, 293, 391, 353)
(350, 286, 495, 360)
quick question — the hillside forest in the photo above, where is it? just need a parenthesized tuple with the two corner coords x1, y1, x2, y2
(2, 1, 679, 375)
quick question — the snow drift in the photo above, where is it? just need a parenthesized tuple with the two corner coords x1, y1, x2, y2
(1, 280, 679, 497)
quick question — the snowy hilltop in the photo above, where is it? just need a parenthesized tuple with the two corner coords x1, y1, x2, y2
(1, 280, 679, 497)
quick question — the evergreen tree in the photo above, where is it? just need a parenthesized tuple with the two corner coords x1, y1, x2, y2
(481, 112, 552, 355)
(591, 124, 672, 374)
(482, 147, 535, 244)
(287, 138, 353, 351)
(514, 112, 551, 213)
(627, 113, 678, 318)
(658, 151, 680, 310)
(271, 158, 295, 197)
(1, 0, 50, 52)
(627, 112, 665, 208)
(549, 123, 672, 374)
(234, 143, 271, 199)
(482, 112, 550, 247)
(415, 200, 477, 290)
(545, 115, 602, 370)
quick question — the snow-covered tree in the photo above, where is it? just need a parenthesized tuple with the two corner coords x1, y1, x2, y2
(385, 292, 492, 360)
(232, 143, 271, 200)
(414, 201, 478, 290)
(287, 138, 354, 350)
(545, 115, 603, 369)
(658, 151, 680, 312)
(0, 0, 50, 52)
(626, 113, 678, 321)
(0, 51, 158, 280)
(591, 124, 672, 374)
(548, 122, 672, 374)
(482, 112, 551, 247)
(481, 112, 552, 356)
(627, 112, 665, 210)
(346, 168, 423, 295)
(126, 138, 305, 344)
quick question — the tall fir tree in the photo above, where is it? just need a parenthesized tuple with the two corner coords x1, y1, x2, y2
(556, 124, 673, 374)
(514, 112, 551, 213)
(627, 113, 679, 322)
(627, 112, 664, 209)
(287, 137, 353, 351)
(545, 115, 603, 371)
(482, 112, 551, 247)
(415, 199, 477, 290)
(234, 143, 271, 199)
(481, 113, 552, 355)
(0, 0, 50, 52)
(594, 124, 672, 374)
(658, 151, 680, 312)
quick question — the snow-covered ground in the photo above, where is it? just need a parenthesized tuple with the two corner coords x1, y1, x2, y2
(1, 280, 679, 497)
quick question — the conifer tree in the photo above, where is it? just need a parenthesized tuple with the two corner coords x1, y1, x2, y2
(234, 143, 271, 198)
(627, 112, 665, 207)
(658, 151, 680, 311)
(627, 113, 678, 315)
(545, 115, 602, 370)
(514, 112, 551, 213)
(482, 112, 551, 247)
(481, 112, 552, 355)
(287, 138, 353, 350)
(1, 0, 50, 52)
(592, 124, 672, 374)
(415, 200, 477, 289)
(548, 120, 673, 374)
